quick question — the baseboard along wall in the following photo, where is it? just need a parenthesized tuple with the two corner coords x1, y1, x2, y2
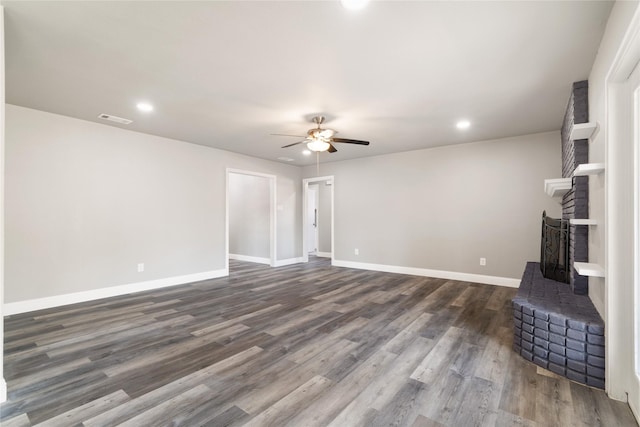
(4, 258, 519, 316)
(332, 259, 520, 288)
(3, 269, 228, 315)
(228, 253, 271, 265)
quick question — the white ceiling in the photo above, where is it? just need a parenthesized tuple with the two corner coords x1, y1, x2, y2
(3, 1, 613, 166)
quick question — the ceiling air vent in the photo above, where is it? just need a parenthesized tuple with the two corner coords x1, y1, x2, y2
(98, 113, 133, 125)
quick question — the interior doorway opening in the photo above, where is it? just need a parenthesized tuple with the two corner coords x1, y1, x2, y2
(303, 176, 334, 263)
(225, 169, 277, 269)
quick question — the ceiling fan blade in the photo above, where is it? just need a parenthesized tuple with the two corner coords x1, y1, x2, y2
(331, 137, 370, 145)
(281, 140, 306, 148)
(271, 133, 306, 138)
(328, 144, 337, 153)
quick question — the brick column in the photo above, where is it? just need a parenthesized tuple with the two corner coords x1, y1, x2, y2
(560, 81, 589, 295)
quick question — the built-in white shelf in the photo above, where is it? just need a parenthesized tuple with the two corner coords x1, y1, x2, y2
(544, 178, 572, 198)
(570, 122, 597, 140)
(574, 262, 605, 277)
(569, 219, 598, 226)
(573, 163, 605, 177)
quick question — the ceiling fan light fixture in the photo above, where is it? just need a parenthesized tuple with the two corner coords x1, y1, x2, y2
(307, 139, 331, 152)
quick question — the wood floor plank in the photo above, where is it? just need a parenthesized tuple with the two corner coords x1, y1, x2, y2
(83, 346, 262, 427)
(292, 347, 399, 427)
(191, 304, 283, 337)
(369, 337, 435, 412)
(1, 413, 32, 427)
(534, 374, 574, 426)
(2, 257, 637, 427)
(32, 390, 130, 427)
(235, 338, 359, 415)
(243, 375, 333, 426)
(410, 414, 447, 427)
(116, 384, 213, 427)
(410, 326, 465, 384)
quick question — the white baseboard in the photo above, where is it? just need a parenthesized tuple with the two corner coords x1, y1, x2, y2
(272, 257, 304, 267)
(332, 259, 520, 288)
(0, 377, 6, 403)
(229, 253, 271, 265)
(315, 252, 332, 258)
(3, 268, 228, 316)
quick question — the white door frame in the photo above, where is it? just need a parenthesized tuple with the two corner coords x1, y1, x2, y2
(605, 6, 640, 418)
(302, 176, 334, 263)
(634, 67, 640, 421)
(0, 6, 6, 404)
(225, 168, 277, 269)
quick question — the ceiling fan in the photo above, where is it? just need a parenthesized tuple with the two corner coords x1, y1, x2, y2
(273, 116, 370, 153)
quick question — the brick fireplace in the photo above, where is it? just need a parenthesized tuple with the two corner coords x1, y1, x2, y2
(512, 81, 605, 389)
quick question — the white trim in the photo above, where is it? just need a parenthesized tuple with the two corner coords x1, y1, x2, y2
(1, 5, 6, 404)
(272, 257, 304, 267)
(574, 262, 605, 278)
(573, 163, 605, 177)
(315, 252, 332, 258)
(569, 122, 598, 140)
(226, 169, 277, 267)
(605, 4, 640, 411)
(3, 269, 228, 316)
(569, 219, 598, 226)
(634, 67, 640, 423)
(544, 178, 572, 198)
(229, 253, 271, 265)
(332, 259, 520, 288)
(302, 176, 334, 264)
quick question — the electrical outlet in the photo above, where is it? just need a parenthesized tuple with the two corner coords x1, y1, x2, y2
(354, 248, 359, 255)
(137, 263, 144, 272)
(480, 258, 486, 266)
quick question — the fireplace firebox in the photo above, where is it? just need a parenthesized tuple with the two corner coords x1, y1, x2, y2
(540, 211, 569, 283)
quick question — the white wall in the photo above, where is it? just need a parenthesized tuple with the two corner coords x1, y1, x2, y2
(304, 132, 562, 281)
(1, 5, 7, 403)
(229, 173, 270, 259)
(587, 0, 639, 317)
(586, 0, 640, 410)
(4, 105, 302, 305)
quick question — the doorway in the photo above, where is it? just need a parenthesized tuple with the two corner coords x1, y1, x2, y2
(225, 169, 277, 269)
(303, 176, 334, 263)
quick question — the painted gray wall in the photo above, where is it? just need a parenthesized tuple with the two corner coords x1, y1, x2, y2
(229, 173, 270, 259)
(317, 181, 332, 254)
(304, 132, 562, 279)
(5, 105, 302, 303)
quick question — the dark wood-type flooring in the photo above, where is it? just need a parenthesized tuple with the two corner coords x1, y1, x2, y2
(2, 257, 637, 426)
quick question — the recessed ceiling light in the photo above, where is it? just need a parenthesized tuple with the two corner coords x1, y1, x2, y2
(341, 0, 369, 11)
(277, 157, 294, 162)
(456, 120, 471, 130)
(302, 150, 312, 156)
(136, 102, 154, 112)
